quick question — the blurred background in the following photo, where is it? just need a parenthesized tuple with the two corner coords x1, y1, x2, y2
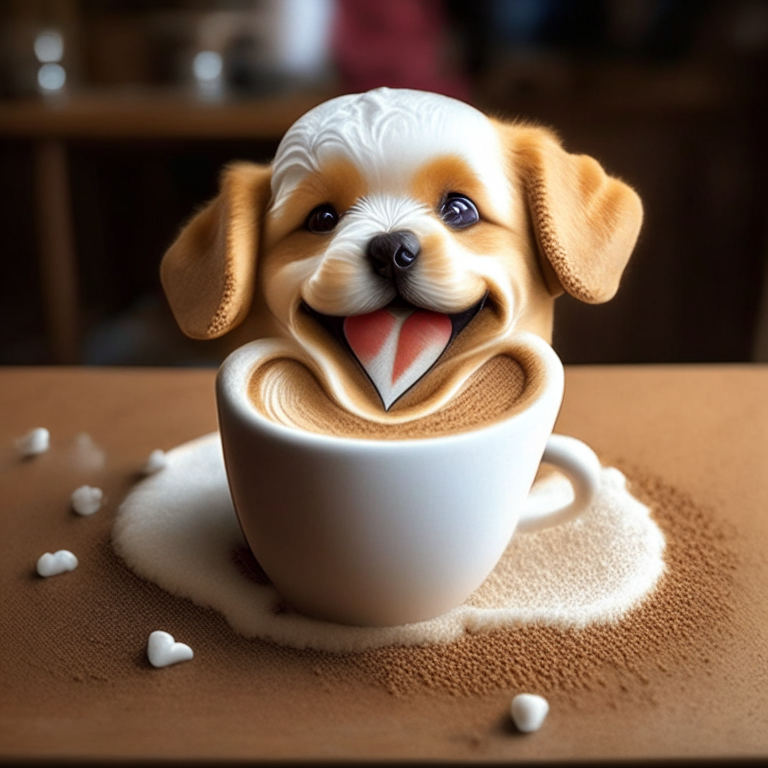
(1, 0, 767, 367)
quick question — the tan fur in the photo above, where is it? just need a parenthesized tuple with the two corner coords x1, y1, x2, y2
(495, 121, 643, 303)
(410, 155, 504, 226)
(161, 162, 272, 339)
(264, 159, 367, 248)
(161, 117, 642, 418)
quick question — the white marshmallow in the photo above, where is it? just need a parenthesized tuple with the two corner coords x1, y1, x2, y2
(71, 432, 106, 472)
(37, 550, 78, 577)
(143, 449, 168, 475)
(71, 485, 103, 516)
(511, 693, 549, 733)
(147, 630, 193, 668)
(16, 427, 50, 457)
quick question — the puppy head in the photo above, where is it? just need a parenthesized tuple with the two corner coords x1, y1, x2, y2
(162, 88, 642, 419)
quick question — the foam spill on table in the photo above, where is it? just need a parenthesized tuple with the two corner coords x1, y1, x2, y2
(112, 433, 665, 653)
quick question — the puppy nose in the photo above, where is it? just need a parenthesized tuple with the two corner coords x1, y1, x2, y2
(367, 231, 420, 279)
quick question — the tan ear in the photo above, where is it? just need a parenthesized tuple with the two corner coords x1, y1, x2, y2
(501, 123, 643, 304)
(160, 162, 272, 339)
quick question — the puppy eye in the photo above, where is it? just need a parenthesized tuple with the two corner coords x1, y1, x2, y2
(439, 194, 479, 229)
(306, 203, 339, 233)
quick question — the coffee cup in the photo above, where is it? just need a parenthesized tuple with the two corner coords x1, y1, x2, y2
(216, 333, 601, 627)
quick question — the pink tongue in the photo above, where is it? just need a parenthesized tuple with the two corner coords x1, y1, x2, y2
(392, 311, 452, 384)
(342, 309, 394, 365)
(344, 307, 452, 409)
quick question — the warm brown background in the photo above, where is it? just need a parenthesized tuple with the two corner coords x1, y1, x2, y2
(1, 365, 767, 762)
(1, 0, 768, 368)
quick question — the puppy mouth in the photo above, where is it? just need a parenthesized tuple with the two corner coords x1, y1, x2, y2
(302, 295, 487, 410)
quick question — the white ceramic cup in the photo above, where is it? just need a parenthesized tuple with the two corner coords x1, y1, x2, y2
(216, 333, 601, 627)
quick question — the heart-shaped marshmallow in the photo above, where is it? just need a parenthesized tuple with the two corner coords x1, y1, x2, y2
(16, 427, 50, 458)
(511, 693, 549, 733)
(71, 485, 103, 516)
(344, 306, 452, 409)
(37, 550, 78, 577)
(143, 449, 168, 475)
(147, 630, 193, 668)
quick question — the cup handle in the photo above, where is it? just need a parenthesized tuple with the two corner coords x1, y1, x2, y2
(517, 434, 602, 534)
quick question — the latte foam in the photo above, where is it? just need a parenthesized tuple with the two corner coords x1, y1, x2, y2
(248, 353, 541, 440)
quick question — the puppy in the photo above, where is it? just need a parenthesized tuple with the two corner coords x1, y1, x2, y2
(162, 88, 642, 421)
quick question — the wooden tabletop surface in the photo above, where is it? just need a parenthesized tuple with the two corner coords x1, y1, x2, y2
(1, 364, 767, 762)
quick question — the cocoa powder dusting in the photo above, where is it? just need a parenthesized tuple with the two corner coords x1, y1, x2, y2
(300, 465, 740, 704)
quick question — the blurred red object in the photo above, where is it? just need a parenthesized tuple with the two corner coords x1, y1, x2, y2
(332, 0, 470, 99)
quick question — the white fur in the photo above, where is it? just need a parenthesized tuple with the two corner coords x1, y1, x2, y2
(270, 88, 512, 220)
(301, 195, 430, 315)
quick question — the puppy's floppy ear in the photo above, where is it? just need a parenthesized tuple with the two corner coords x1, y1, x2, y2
(161, 162, 272, 339)
(503, 124, 643, 303)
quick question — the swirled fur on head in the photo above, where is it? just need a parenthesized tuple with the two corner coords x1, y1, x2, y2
(270, 88, 513, 221)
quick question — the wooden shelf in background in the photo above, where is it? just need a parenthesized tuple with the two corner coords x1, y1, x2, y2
(0, 88, 336, 140)
(0, 88, 336, 364)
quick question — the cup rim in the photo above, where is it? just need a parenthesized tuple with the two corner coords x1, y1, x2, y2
(216, 332, 564, 451)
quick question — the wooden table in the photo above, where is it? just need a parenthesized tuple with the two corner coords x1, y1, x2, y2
(1, 364, 767, 762)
